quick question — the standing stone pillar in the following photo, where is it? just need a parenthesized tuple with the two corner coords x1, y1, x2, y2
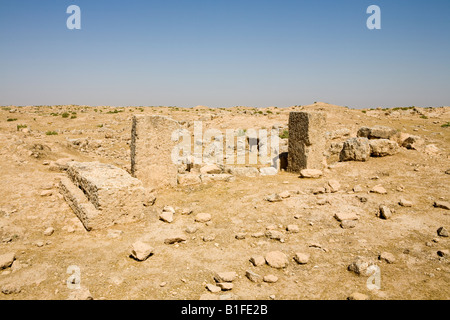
(131, 115, 182, 189)
(287, 111, 326, 173)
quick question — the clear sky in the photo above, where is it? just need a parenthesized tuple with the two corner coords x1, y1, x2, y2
(1, 0, 449, 108)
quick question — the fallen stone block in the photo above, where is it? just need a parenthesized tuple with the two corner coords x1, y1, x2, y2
(340, 137, 371, 162)
(369, 139, 399, 157)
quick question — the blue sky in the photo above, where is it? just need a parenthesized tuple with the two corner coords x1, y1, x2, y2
(0, 0, 449, 108)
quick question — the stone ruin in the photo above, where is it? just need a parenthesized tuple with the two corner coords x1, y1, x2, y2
(59, 161, 147, 231)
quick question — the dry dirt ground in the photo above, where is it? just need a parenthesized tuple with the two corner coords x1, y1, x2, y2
(0, 103, 448, 300)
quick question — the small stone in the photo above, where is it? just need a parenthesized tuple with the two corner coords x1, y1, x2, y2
(185, 226, 198, 234)
(327, 180, 340, 193)
(299, 169, 323, 179)
(217, 283, 233, 291)
(379, 205, 392, 220)
(206, 284, 221, 293)
(313, 187, 326, 195)
(159, 211, 174, 223)
(353, 185, 363, 193)
(371, 185, 387, 194)
(334, 212, 358, 222)
(399, 199, 413, 207)
(264, 194, 283, 202)
(35, 240, 45, 247)
(434, 201, 450, 210)
(294, 253, 310, 265)
(347, 292, 370, 300)
(348, 257, 371, 275)
(251, 232, 265, 238)
(162, 206, 175, 214)
(437, 249, 449, 257)
(202, 234, 216, 242)
(358, 196, 368, 203)
(249, 255, 266, 267)
(265, 230, 285, 242)
(130, 241, 154, 261)
(263, 275, 278, 283)
(181, 208, 193, 215)
(286, 225, 299, 233)
(195, 213, 212, 223)
(269, 295, 276, 300)
(245, 270, 261, 283)
(265, 251, 289, 269)
(159, 282, 167, 287)
(43, 227, 55, 236)
(1, 284, 22, 295)
(0, 252, 15, 270)
(214, 272, 237, 283)
(235, 233, 246, 240)
(278, 191, 291, 199)
(379, 252, 396, 264)
(164, 235, 187, 245)
(437, 227, 449, 237)
(341, 220, 358, 229)
(40, 190, 53, 197)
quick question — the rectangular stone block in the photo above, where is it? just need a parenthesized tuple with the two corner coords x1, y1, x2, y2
(62, 161, 146, 230)
(131, 115, 182, 189)
(287, 112, 326, 172)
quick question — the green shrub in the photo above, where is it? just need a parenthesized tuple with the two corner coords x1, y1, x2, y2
(17, 124, 27, 130)
(70, 115, 77, 119)
(279, 129, 289, 139)
(46, 131, 58, 135)
(441, 122, 450, 128)
(420, 115, 428, 119)
(62, 112, 70, 118)
(7, 118, 17, 122)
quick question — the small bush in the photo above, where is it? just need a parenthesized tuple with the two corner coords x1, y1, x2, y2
(7, 118, 18, 122)
(17, 124, 27, 130)
(420, 115, 428, 119)
(70, 115, 77, 119)
(46, 131, 58, 136)
(279, 129, 289, 139)
(62, 112, 70, 118)
(441, 122, 450, 128)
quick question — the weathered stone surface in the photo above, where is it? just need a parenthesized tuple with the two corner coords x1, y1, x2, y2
(265, 251, 289, 269)
(249, 255, 266, 267)
(259, 167, 278, 176)
(61, 162, 146, 230)
(327, 179, 340, 193)
(0, 252, 15, 270)
(402, 135, 424, 150)
(334, 212, 358, 222)
(340, 138, 371, 162)
(371, 185, 387, 194)
(287, 112, 326, 172)
(130, 241, 154, 261)
(206, 284, 221, 293)
(434, 201, 450, 210)
(299, 169, 323, 178)
(195, 213, 212, 223)
(264, 194, 283, 202)
(341, 220, 358, 229)
(214, 272, 237, 283)
(226, 166, 260, 177)
(399, 199, 413, 207)
(245, 270, 261, 283)
(294, 252, 310, 265)
(265, 230, 285, 241)
(164, 235, 187, 244)
(159, 211, 174, 223)
(177, 173, 202, 186)
(379, 205, 392, 220)
(131, 115, 182, 189)
(263, 275, 279, 283)
(357, 126, 397, 140)
(379, 252, 396, 264)
(369, 139, 399, 157)
(437, 227, 448, 237)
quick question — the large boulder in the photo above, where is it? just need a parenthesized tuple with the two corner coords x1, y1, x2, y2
(340, 138, 371, 162)
(369, 139, 399, 157)
(357, 126, 397, 140)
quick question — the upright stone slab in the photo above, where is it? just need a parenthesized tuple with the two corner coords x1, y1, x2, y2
(287, 112, 326, 173)
(131, 115, 182, 189)
(61, 161, 146, 230)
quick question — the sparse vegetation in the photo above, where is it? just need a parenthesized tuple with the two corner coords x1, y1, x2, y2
(62, 112, 70, 118)
(441, 122, 450, 128)
(45, 131, 58, 135)
(7, 118, 18, 122)
(16, 124, 27, 130)
(420, 115, 428, 119)
(279, 129, 289, 139)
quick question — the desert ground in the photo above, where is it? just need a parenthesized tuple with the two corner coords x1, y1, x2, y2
(0, 102, 448, 300)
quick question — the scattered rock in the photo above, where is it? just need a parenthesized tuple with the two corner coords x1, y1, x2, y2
(202, 234, 216, 242)
(379, 205, 392, 220)
(371, 185, 387, 194)
(379, 252, 396, 264)
(334, 212, 358, 222)
(43, 227, 55, 236)
(0, 252, 16, 270)
(265, 230, 285, 242)
(264, 194, 283, 202)
(214, 272, 237, 283)
(130, 241, 154, 261)
(399, 199, 413, 207)
(259, 167, 278, 176)
(353, 185, 363, 193)
(265, 251, 289, 269)
(299, 169, 323, 179)
(434, 201, 450, 210)
(341, 220, 358, 229)
(348, 257, 372, 275)
(195, 213, 212, 223)
(437, 227, 448, 237)
(217, 283, 233, 291)
(357, 126, 397, 140)
(286, 225, 299, 233)
(235, 233, 246, 240)
(245, 270, 261, 283)
(437, 250, 448, 258)
(294, 253, 310, 265)
(185, 225, 198, 234)
(402, 135, 424, 150)
(162, 206, 175, 214)
(164, 235, 187, 245)
(263, 275, 279, 283)
(250, 255, 266, 267)
(278, 191, 291, 199)
(206, 284, 221, 293)
(251, 232, 265, 238)
(1, 284, 22, 295)
(40, 190, 53, 197)
(327, 180, 340, 193)
(159, 211, 174, 223)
